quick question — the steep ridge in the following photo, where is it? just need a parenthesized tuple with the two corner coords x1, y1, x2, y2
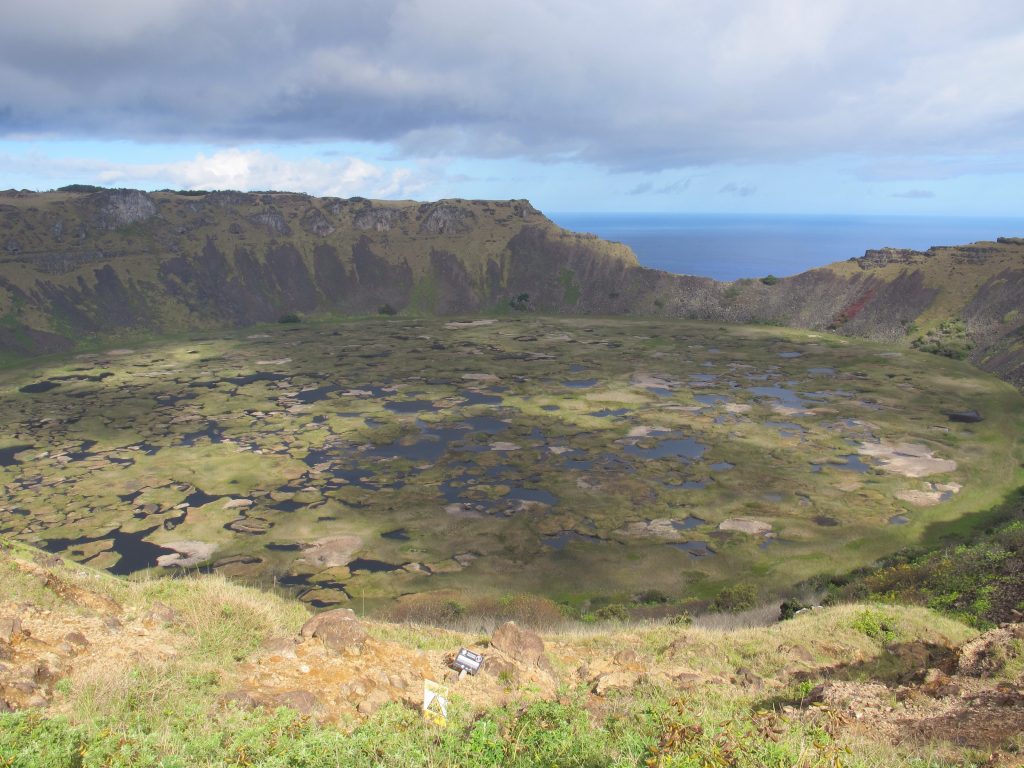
(2, 188, 1023, 390)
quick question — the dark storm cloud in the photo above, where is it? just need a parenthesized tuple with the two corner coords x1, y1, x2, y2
(3, 1, 1024, 172)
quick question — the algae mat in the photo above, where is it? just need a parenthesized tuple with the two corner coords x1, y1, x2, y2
(1, 316, 1022, 610)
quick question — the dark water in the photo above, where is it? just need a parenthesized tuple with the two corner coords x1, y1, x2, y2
(549, 213, 1024, 281)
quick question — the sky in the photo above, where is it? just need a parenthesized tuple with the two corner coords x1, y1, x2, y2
(1, 0, 1023, 215)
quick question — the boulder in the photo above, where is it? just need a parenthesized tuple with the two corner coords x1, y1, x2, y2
(490, 621, 550, 670)
(0, 617, 23, 643)
(920, 668, 961, 698)
(592, 671, 639, 696)
(63, 631, 88, 648)
(481, 654, 518, 682)
(145, 602, 180, 626)
(262, 636, 299, 659)
(613, 649, 643, 671)
(300, 608, 367, 652)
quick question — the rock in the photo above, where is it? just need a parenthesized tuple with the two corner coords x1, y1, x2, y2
(267, 690, 319, 715)
(719, 518, 772, 535)
(0, 617, 23, 643)
(613, 649, 644, 671)
(592, 671, 639, 696)
(957, 624, 1024, 677)
(946, 409, 983, 423)
(357, 688, 391, 716)
(300, 207, 335, 237)
(221, 689, 260, 709)
(733, 667, 763, 690)
(262, 636, 299, 659)
(225, 517, 272, 534)
(920, 668, 960, 698)
(352, 205, 407, 232)
(155, 540, 217, 567)
(490, 621, 550, 670)
(417, 202, 475, 235)
(223, 498, 254, 510)
(482, 655, 518, 681)
(91, 189, 157, 230)
(248, 207, 292, 236)
(146, 602, 180, 625)
(300, 608, 367, 652)
(298, 536, 363, 568)
(63, 631, 88, 648)
(673, 672, 703, 688)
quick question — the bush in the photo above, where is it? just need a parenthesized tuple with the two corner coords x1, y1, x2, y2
(277, 313, 301, 324)
(378, 303, 397, 316)
(711, 583, 757, 613)
(851, 608, 898, 643)
(779, 599, 810, 621)
(57, 183, 104, 193)
(508, 293, 531, 311)
(911, 318, 973, 359)
(635, 589, 669, 605)
(760, 274, 779, 285)
(594, 603, 630, 622)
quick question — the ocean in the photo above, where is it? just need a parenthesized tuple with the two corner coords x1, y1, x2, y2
(548, 213, 1024, 282)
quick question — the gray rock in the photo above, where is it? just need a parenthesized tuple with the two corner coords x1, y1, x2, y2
(248, 207, 292, 236)
(300, 207, 335, 237)
(91, 189, 158, 230)
(417, 202, 476, 235)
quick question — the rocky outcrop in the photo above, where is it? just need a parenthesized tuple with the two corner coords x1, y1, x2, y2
(89, 189, 158, 231)
(490, 621, 552, 671)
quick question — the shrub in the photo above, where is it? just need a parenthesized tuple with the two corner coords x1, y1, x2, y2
(508, 293, 531, 311)
(779, 599, 810, 621)
(760, 274, 779, 285)
(378, 303, 397, 316)
(277, 312, 301, 324)
(594, 603, 630, 622)
(851, 608, 898, 643)
(711, 583, 757, 613)
(635, 589, 669, 605)
(911, 318, 973, 360)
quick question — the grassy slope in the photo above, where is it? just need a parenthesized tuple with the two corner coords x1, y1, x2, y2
(0, 537, 988, 767)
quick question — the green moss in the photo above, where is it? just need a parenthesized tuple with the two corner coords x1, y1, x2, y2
(559, 268, 581, 306)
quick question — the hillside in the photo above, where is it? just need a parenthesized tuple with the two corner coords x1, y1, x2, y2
(4, 536, 1024, 766)
(2, 188, 1023, 392)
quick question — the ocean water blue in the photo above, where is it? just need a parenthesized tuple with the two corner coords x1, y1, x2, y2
(549, 213, 1024, 282)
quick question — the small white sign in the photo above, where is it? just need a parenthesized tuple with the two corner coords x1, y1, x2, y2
(422, 680, 449, 726)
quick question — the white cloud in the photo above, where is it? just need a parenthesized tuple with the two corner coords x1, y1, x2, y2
(0, 148, 431, 198)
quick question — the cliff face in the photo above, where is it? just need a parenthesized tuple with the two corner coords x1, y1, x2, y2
(2, 187, 1023, 389)
(0, 189, 638, 355)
